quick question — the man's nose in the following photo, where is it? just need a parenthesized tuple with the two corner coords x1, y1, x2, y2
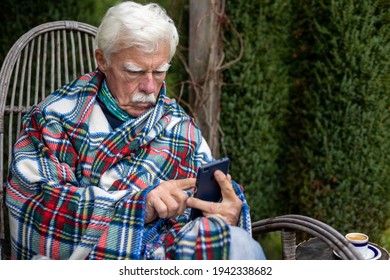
(139, 73, 155, 94)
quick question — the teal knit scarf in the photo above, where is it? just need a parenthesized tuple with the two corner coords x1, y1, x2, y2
(98, 80, 130, 121)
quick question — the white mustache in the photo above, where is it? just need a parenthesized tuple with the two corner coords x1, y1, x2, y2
(131, 92, 157, 104)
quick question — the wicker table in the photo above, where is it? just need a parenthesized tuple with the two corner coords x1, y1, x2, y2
(296, 237, 390, 260)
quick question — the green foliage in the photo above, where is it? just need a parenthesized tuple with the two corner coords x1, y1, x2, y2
(381, 218, 390, 250)
(0, 0, 78, 63)
(221, 0, 293, 221)
(222, 0, 390, 247)
(285, 0, 390, 242)
(256, 232, 282, 260)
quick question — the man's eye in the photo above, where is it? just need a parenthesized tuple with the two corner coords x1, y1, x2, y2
(127, 70, 143, 76)
(130, 71, 143, 74)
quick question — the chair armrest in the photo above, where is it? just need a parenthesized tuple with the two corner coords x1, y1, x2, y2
(251, 214, 363, 260)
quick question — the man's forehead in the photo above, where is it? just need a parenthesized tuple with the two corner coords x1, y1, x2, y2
(113, 44, 171, 68)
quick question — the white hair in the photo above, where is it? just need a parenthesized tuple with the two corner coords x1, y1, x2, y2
(95, 1, 179, 62)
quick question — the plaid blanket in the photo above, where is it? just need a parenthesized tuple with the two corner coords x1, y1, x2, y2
(6, 70, 251, 260)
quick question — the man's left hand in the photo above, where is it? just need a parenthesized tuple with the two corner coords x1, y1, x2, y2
(186, 170, 243, 226)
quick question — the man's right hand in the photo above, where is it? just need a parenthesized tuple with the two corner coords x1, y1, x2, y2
(145, 178, 196, 224)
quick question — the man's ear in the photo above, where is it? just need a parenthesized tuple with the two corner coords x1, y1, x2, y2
(95, 49, 107, 72)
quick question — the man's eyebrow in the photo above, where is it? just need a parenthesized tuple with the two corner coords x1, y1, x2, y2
(123, 63, 143, 72)
(123, 63, 171, 72)
(155, 63, 171, 72)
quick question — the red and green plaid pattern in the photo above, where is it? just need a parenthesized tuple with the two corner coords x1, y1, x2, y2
(6, 70, 251, 260)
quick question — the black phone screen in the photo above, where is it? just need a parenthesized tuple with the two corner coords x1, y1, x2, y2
(189, 158, 230, 220)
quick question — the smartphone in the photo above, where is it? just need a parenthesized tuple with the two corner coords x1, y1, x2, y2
(189, 157, 230, 220)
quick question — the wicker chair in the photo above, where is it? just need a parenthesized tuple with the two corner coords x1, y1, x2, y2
(0, 21, 363, 260)
(0, 20, 98, 260)
(251, 214, 363, 259)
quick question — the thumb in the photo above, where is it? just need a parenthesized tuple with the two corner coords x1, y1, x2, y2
(214, 170, 236, 200)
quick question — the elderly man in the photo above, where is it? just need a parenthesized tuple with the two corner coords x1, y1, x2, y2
(6, 1, 265, 260)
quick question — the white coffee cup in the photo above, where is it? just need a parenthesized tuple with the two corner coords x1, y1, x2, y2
(345, 232, 369, 258)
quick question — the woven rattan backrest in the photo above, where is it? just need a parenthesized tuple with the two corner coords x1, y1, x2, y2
(0, 21, 98, 255)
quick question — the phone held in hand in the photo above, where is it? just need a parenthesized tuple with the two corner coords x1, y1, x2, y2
(189, 157, 230, 220)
